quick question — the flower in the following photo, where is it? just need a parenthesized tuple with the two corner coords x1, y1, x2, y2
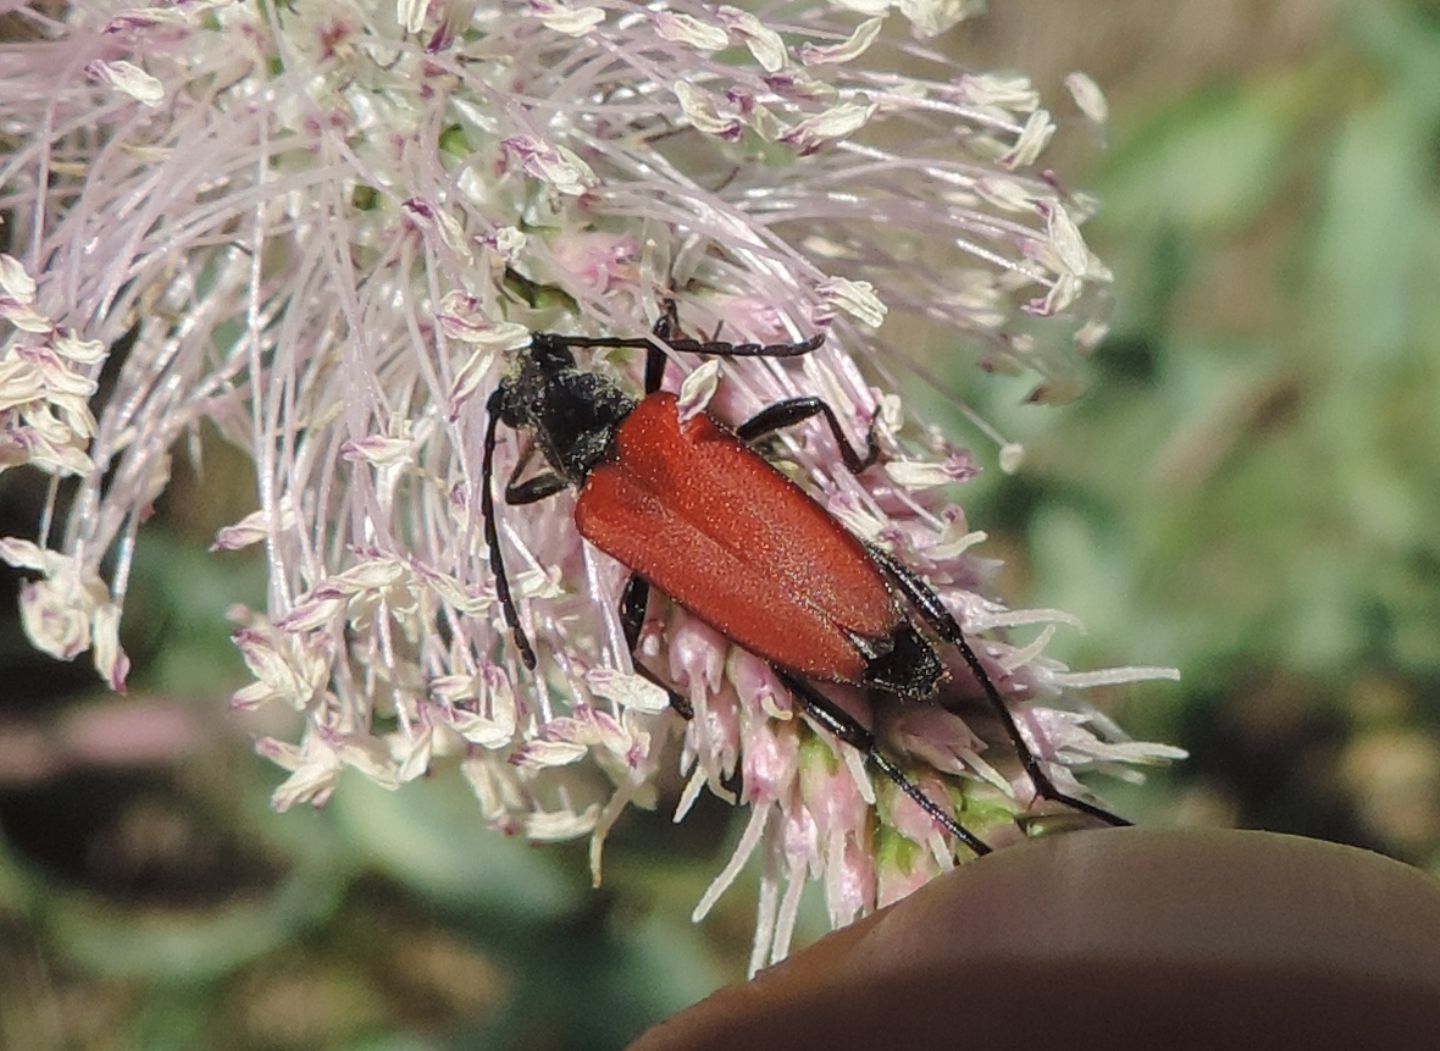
(0, 0, 1176, 965)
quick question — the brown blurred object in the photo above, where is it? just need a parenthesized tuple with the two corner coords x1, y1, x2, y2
(1343, 729, 1440, 856)
(633, 829, 1440, 1050)
(0, 698, 205, 787)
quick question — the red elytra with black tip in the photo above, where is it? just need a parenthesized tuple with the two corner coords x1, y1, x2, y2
(481, 302, 1131, 856)
(575, 391, 898, 685)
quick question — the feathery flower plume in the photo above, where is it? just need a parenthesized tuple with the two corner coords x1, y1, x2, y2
(0, 0, 1181, 966)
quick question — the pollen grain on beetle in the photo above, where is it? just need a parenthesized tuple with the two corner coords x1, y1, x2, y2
(0, 0, 1179, 965)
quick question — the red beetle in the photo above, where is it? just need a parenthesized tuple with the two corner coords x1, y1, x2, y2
(482, 302, 1127, 853)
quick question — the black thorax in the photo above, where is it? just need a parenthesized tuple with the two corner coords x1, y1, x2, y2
(495, 334, 638, 486)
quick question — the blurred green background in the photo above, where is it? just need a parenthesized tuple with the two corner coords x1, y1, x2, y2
(3, 1, 1439, 1046)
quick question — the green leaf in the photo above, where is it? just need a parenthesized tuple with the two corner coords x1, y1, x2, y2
(1098, 80, 1301, 235)
(329, 775, 579, 918)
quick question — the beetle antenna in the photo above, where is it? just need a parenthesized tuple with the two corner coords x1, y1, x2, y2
(534, 331, 824, 360)
(535, 300, 824, 363)
(645, 301, 676, 394)
(482, 390, 536, 669)
(867, 545, 1133, 829)
(664, 332, 825, 359)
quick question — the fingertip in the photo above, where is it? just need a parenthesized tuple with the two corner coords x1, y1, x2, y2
(632, 829, 1440, 1050)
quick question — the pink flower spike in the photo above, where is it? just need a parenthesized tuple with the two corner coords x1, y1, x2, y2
(0, 0, 1182, 961)
(825, 830, 876, 929)
(877, 833, 940, 909)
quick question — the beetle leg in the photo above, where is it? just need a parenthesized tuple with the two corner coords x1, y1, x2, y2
(623, 581, 694, 720)
(657, 297, 680, 337)
(482, 390, 537, 670)
(644, 300, 680, 395)
(619, 572, 651, 653)
(644, 343, 667, 395)
(505, 471, 568, 505)
(736, 396, 879, 474)
(635, 663, 694, 721)
(617, 574, 694, 719)
(773, 668, 992, 857)
(500, 438, 569, 505)
(867, 545, 1133, 829)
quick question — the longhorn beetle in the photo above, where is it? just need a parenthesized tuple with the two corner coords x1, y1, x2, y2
(481, 301, 1130, 855)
